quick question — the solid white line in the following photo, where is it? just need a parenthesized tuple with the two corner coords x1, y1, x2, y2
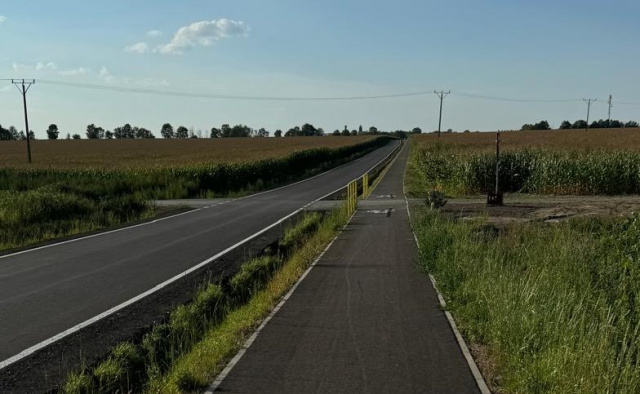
(401, 140, 491, 394)
(0, 141, 400, 370)
(205, 213, 356, 393)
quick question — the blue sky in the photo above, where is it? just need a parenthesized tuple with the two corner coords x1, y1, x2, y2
(1, 0, 639, 138)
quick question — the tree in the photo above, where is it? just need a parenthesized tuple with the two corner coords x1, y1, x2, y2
(610, 120, 624, 128)
(210, 127, 221, 138)
(412, 127, 422, 134)
(559, 121, 572, 129)
(285, 126, 301, 137)
(105, 130, 114, 139)
(161, 123, 174, 139)
(301, 123, 317, 136)
(522, 120, 550, 131)
(341, 126, 350, 136)
(0, 125, 11, 140)
(350, 129, 357, 136)
(625, 121, 639, 128)
(256, 128, 269, 137)
(19, 130, 35, 140)
(9, 126, 19, 140)
(572, 120, 588, 129)
(86, 124, 104, 139)
(358, 125, 363, 134)
(72, 133, 81, 139)
(332, 129, 341, 136)
(135, 127, 155, 139)
(114, 124, 134, 139)
(274, 129, 282, 137)
(369, 126, 378, 135)
(221, 124, 231, 137)
(176, 126, 189, 139)
(47, 124, 59, 140)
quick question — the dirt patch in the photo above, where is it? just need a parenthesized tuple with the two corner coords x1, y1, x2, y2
(439, 195, 640, 225)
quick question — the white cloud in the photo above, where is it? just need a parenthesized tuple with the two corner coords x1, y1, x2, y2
(58, 67, 90, 76)
(146, 30, 163, 37)
(157, 19, 249, 54)
(0, 16, 6, 24)
(99, 66, 114, 82)
(36, 61, 57, 71)
(12, 62, 29, 71)
(125, 42, 150, 54)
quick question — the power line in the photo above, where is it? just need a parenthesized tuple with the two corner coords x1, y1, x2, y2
(36, 79, 432, 101)
(453, 91, 583, 103)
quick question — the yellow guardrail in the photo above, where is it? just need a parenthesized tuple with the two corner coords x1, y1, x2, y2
(345, 172, 370, 215)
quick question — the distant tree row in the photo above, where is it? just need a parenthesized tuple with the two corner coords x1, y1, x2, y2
(0, 124, 35, 140)
(2, 121, 424, 141)
(522, 119, 640, 131)
(559, 119, 639, 129)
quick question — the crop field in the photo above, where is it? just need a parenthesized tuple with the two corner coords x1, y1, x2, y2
(407, 128, 640, 393)
(0, 136, 390, 251)
(408, 128, 640, 196)
(0, 136, 375, 169)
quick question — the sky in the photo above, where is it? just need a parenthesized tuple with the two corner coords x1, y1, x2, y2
(1, 0, 639, 139)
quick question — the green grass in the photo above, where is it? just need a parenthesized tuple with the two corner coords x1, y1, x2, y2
(410, 142, 640, 196)
(62, 208, 348, 394)
(413, 209, 640, 393)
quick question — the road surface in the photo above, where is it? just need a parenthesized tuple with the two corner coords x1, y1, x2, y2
(211, 142, 482, 393)
(0, 140, 399, 366)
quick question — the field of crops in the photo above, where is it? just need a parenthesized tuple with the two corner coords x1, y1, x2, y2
(0, 136, 392, 251)
(0, 136, 375, 169)
(408, 128, 640, 196)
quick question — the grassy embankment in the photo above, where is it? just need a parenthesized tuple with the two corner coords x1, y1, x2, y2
(62, 205, 351, 393)
(408, 129, 640, 393)
(0, 136, 388, 251)
(413, 211, 640, 393)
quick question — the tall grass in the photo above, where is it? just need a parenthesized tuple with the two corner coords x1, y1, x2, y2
(411, 143, 640, 196)
(414, 210, 640, 393)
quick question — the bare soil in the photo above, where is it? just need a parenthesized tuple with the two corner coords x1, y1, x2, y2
(440, 195, 640, 225)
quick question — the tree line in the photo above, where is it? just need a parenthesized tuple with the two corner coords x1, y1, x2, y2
(522, 119, 640, 131)
(0, 122, 422, 140)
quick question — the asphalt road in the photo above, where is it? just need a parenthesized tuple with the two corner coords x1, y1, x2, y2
(0, 140, 399, 365)
(213, 143, 481, 393)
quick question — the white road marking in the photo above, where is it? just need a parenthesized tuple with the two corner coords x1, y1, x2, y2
(0, 142, 400, 370)
(402, 142, 491, 394)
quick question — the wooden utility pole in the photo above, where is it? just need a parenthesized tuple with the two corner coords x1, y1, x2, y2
(583, 98, 596, 132)
(434, 90, 450, 138)
(12, 79, 36, 163)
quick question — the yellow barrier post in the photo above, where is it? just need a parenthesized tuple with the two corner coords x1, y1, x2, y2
(363, 173, 369, 198)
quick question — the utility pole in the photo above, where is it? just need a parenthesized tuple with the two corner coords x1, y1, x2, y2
(12, 79, 36, 163)
(583, 98, 596, 132)
(607, 94, 613, 126)
(434, 90, 450, 138)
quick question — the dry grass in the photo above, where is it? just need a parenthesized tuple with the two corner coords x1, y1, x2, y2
(414, 128, 640, 152)
(0, 136, 374, 169)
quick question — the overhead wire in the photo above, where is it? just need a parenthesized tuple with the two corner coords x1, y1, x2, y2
(2, 78, 639, 106)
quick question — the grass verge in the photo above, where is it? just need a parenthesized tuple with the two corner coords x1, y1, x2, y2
(62, 207, 350, 393)
(412, 208, 640, 393)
